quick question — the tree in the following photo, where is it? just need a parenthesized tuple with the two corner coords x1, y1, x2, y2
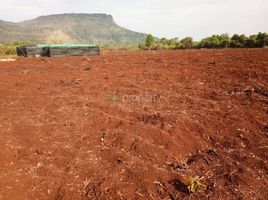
(238, 34, 248, 47)
(246, 35, 257, 48)
(146, 34, 154, 50)
(167, 38, 178, 49)
(151, 41, 164, 50)
(230, 34, 242, 48)
(160, 38, 168, 45)
(219, 34, 230, 48)
(198, 35, 221, 48)
(256, 32, 268, 47)
(160, 38, 170, 49)
(140, 32, 267, 51)
(229, 34, 249, 48)
(210, 35, 220, 48)
(180, 37, 193, 49)
(138, 43, 147, 50)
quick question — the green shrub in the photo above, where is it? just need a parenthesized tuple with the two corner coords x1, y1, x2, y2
(145, 34, 154, 50)
(0, 41, 35, 56)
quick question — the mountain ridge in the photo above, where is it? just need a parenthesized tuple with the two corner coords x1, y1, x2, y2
(0, 13, 147, 44)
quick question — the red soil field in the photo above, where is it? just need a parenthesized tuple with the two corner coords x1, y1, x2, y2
(0, 49, 267, 200)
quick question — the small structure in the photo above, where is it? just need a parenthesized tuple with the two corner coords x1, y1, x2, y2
(16, 46, 45, 57)
(17, 44, 100, 57)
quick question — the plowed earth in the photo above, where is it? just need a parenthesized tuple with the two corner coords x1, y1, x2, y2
(0, 49, 267, 200)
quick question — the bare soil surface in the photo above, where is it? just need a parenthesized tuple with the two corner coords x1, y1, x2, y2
(0, 49, 267, 200)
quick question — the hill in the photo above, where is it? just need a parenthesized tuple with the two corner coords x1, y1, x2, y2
(0, 13, 147, 44)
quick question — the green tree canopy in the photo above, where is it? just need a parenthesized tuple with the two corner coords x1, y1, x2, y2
(145, 34, 154, 50)
(256, 32, 268, 47)
(180, 37, 193, 49)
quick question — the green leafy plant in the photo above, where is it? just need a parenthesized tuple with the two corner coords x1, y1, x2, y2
(145, 34, 154, 50)
(184, 176, 206, 193)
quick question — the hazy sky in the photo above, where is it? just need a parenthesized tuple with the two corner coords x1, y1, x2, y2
(0, 0, 267, 40)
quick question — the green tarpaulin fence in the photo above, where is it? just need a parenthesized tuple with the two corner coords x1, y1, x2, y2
(17, 44, 100, 57)
(37, 44, 97, 48)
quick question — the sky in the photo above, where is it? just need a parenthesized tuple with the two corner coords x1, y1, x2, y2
(0, 0, 267, 40)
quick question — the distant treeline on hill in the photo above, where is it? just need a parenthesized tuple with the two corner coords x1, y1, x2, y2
(140, 32, 268, 50)
(0, 32, 267, 57)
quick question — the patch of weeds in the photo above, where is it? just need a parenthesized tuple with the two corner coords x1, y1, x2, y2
(184, 176, 206, 193)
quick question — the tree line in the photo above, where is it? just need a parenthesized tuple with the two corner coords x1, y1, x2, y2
(1, 32, 267, 57)
(140, 32, 268, 50)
